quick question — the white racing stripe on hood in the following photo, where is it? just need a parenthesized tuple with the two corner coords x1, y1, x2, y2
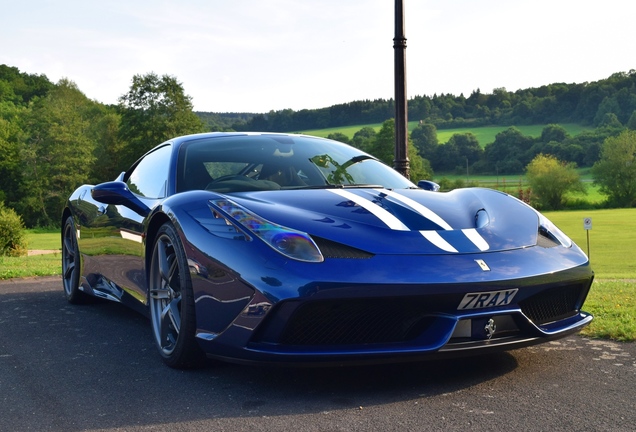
(327, 189, 409, 231)
(381, 190, 453, 230)
(462, 228, 490, 251)
(420, 230, 458, 253)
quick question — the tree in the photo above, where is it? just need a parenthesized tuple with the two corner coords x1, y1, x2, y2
(449, 132, 482, 166)
(89, 107, 125, 182)
(118, 73, 204, 168)
(20, 79, 97, 226)
(594, 96, 621, 126)
(0, 64, 53, 106)
(410, 123, 438, 159)
(483, 127, 534, 174)
(525, 154, 585, 210)
(626, 110, 636, 131)
(591, 130, 636, 207)
(540, 124, 569, 143)
(367, 119, 433, 182)
(326, 132, 350, 144)
(0, 102, 26, 206)
(351, 126, 377, 152)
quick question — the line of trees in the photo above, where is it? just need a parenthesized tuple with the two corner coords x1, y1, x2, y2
(1, 64, 635, 231)
(212, 70, 636, 133)
(408, 121, 628, 176)
(0, 65, 204, 227)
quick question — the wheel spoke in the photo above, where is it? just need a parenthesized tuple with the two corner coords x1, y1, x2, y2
(156, 240, 174, 285)
(160, 297, 181, 347)
(64, 260, 75, 280)
(166, 298, 181, 333)
(63, 235, 75, 259)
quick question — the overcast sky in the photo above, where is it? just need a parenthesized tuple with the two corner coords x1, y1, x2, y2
(2, 0, 634, 113)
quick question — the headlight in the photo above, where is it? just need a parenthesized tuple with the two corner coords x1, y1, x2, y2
(209, 199, 324, 263)
(537, 213, 572, 248)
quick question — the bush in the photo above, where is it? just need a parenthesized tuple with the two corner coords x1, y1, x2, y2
(0, 204, 28, 257)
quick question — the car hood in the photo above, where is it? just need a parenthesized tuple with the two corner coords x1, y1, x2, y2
(224, 187, 542, 256)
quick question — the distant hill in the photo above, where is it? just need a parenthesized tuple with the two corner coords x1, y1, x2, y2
(197, 70, 636, 134)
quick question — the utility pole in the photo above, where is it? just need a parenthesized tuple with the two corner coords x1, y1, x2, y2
(393, 0, 409, 178)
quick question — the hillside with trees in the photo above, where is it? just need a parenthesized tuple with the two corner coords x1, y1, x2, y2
(1, 64, 635, 230)
(220, 70, 636, 132)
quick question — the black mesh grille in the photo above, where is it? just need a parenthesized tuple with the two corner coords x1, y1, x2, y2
(279, 298, 435, 345)
(519, 284, 584, 325)
(312, 237, 374, 259)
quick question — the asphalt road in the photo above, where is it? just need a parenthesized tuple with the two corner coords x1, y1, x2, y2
(1, 276, 635, 432)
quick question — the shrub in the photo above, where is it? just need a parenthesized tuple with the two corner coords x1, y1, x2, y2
(0, 204, 28, 257)
(526, 154, 586, 210)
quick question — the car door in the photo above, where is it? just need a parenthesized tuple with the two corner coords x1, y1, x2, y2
(87, 144, 172, 306)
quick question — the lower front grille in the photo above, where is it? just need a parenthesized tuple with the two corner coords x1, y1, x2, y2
(519, 283, 586, 325)
(278, 298, 437, 346)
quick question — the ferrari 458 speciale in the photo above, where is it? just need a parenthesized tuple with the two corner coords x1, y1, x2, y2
(62, 132, 593, 368)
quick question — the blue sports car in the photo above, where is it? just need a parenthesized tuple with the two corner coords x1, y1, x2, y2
(62, 132, 594, 368)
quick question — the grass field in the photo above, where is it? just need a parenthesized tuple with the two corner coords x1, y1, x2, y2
(26, 229, 61, 250)
(301, 122, 592, 147)
(2, 208, 635, 341)
(435, 123, 590, 146)
(0, 230, 61, 279)
(540, 208, 636, 341)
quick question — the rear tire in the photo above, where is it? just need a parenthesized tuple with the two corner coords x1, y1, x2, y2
(149, 223, 204, 368)
(62, 217, 86, 304)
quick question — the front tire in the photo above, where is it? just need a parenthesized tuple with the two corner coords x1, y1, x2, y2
(62, 216, 86, 304)
(149, 223, 204, 368)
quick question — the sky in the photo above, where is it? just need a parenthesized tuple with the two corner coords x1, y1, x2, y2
(1, 0, 634, 113)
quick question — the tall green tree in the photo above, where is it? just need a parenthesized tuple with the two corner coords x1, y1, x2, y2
(540, 124, 569, 143)
(526, 154, 585, 210)
(449, 132, 482, 166)
(88, 107, 125, 182)
(591, 130, 636, 207)
(118, 73, 204, 168)
(0, 64, 53, 106)
(326, 132, 350, 144)
(626, 110, 636, 131)
(410, 123, 438, 160)
(0, 102, 26, 206)
(20, 79, 96, 226)
(351, 126, 376, 152)
(367, 119, 433, 182)
(483, 127, 534, 174)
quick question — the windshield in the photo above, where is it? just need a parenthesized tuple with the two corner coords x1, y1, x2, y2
(177, 134, 415, 193)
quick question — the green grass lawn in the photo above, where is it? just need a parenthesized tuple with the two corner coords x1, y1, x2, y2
(436, 123, 590, 146)
(26, 229, 61, 250)
(543, 208, 636, 341)
(0, 230, 61, 279)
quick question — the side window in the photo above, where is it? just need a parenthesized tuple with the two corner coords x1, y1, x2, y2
(126, 145, 172, 198)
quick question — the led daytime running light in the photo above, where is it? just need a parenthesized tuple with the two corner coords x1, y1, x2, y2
(210, 199, 324, 262)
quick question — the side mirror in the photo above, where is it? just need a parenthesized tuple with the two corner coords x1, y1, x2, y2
(417, 180, 440, 191)
(91, 181, 150, 216)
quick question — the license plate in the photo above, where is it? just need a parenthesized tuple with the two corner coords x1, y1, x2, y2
(457, 289, 518, 310)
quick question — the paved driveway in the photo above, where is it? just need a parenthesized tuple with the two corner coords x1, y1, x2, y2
(1, 276, 635, 431)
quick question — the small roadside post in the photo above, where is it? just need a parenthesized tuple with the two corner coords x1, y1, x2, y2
(583, 217, 592, 259)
